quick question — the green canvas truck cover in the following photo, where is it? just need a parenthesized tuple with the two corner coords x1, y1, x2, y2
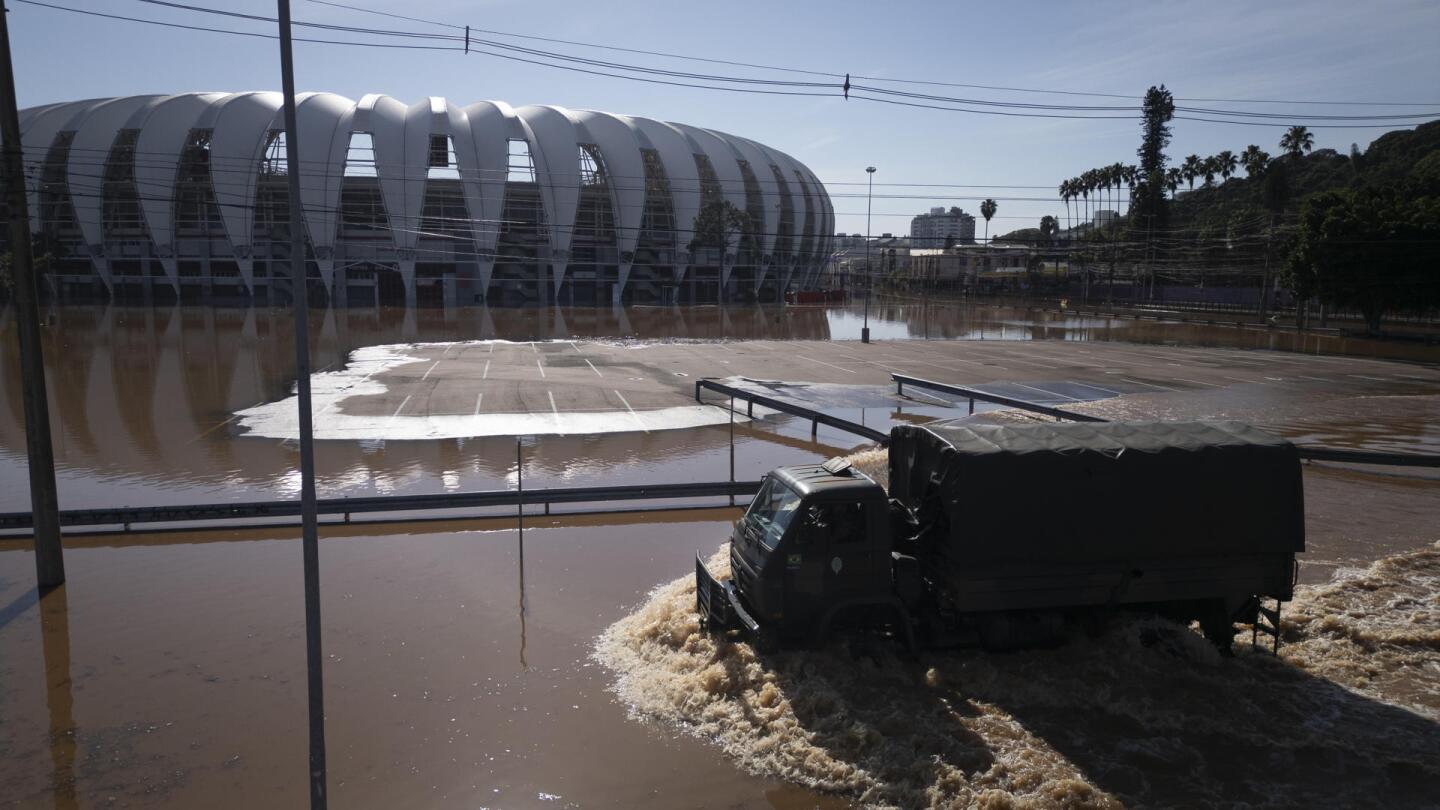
(888, 421, 1305, 568)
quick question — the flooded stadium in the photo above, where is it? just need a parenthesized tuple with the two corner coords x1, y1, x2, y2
(2, 301, 1438, 808)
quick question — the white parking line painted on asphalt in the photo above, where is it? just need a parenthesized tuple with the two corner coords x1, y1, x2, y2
(391, 394, 412, 419)
(1121, 378, 1180, 391)
(488, 342, 495, 354)
(1351, 374, 1389, 382)
(1221, 375, 1262, 384)
(421, 360, 440, 381)
(1169, 377, 1222, 387)
(482, 359, 490, 380)
(474, 393, 483, 415)
(536, 358, 546, 378)
(569, 341, 585, 354)
(1067, 381, 1123, 396)
(614, 390, 649, 433)
(585, 359, 603, 377)
(548, 390, 562, 431)
(1296, 375, 1330, 382)
(796, 354, 858, 374)
(1012, 381, 1079, 401)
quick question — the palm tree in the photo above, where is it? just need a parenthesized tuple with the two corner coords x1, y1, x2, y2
(1240, 144, 1270, 178)
(1080, 171, 1095, 227)
(1182, 154, 1202, 191)
(980, 198, 998, 244)
(1215, 150, 1238, 182)
(1280, 125, 1314, 158)
(1201, 156, 1219, 187)
(1039, 215, 1058, 245)
(1164, 167, 1182, 199)
(1058, 180, 1073, 235)
(1123, 164, 1139, 217)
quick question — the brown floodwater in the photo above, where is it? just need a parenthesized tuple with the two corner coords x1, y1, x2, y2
(1, 301, 1438, 809)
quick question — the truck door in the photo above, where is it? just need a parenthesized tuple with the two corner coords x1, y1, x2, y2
(814, 500, 875, 598)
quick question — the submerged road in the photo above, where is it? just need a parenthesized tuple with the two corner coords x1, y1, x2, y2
(277, 337, 1440, 435)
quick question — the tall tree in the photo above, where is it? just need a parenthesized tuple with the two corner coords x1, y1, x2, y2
(1058, 180, 1072, 235)
(1164, 167, 1183, 199)
(687, 199, 750, 293)
(1201, 156, 1219, 187)
(1240, 144, 1270, 178)
(1284, 187, 1440, 334)
(1182, 154, 1202, 191)
(1280, 125, 1314, 158)
(980, 198, 998, 244)
(1215, 150, 1239, 182)
(1039, 215, 1058, 245)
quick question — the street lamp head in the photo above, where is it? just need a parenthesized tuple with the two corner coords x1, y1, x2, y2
(866, 166, 876, 174)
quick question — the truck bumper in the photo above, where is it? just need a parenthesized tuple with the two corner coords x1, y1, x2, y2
(695, 553, 760, 634)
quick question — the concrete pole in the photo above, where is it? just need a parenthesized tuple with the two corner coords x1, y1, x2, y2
(0, 0, 64, 588)
(276, 3, 328, 807)
(863, 167, 875, 343)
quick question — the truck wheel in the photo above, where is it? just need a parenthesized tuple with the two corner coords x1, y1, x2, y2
(752, 627, 780, 656)
(1198, 600, 1236, 657)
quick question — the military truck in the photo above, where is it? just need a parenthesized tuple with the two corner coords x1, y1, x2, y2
(696, 420, 1304, 652)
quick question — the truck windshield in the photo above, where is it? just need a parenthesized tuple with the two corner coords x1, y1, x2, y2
(746, 478, 802, 548)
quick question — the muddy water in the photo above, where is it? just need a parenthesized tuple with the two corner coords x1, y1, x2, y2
(0, 514, 862, 809)
(597, 542, 1440, 809)
(1, 302, 1438, 809)
(0, 302, 1432, 516)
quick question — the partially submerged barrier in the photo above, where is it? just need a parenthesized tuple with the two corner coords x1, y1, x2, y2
(0, 480, 763, 536)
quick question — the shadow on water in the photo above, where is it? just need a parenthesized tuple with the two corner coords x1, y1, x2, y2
(775, 617, 1440, 808)
(4, 585, 79, 810)
(951, 628, 1440, 807)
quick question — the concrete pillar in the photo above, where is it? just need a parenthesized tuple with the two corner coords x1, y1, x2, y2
(399, 259, 416, 305)
(316, 259, 337, 306)
(158, 257, 180, 295)
(442, 274, 456, 309)
(235, 257, 256, 298)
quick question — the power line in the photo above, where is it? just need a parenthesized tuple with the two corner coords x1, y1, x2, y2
(305, 0, 1440, 109)
(18, 0, 1439, 128)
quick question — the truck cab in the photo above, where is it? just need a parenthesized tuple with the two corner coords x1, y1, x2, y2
(698, 458, 908, 647)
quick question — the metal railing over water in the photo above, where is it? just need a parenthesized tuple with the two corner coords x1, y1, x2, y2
(694, 378, 892, 444)
(892, 374, 1109, 423)
(0, 480, 763, 536)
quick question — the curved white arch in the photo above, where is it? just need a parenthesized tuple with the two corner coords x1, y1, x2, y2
(65, 95, 168, 286)
(133, 93, 227, 276)
(207, 92, 284, 290)
(573, 109, 645, 296)
(293, 92, 356, 288)
(513, 104, 581, 296)
(625, 116, 701, 283)
(669, 124, 751, 289)
(709, 131, 782, 288)
(458, 101, 516, 296)
(20, 98, 111, 234)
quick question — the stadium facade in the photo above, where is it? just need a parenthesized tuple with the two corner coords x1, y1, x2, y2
(12, 93, 835, 305)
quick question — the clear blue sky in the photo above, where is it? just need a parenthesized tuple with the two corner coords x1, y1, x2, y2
(9, 0, 1440, 237)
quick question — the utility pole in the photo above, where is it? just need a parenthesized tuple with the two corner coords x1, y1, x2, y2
(275, 2, 327, 807)
(0, 0, 63, 588)
(862, 166, 875, 343)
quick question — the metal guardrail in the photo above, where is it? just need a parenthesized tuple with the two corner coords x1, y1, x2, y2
(1295, 446, 1440, 468)
(0, 480, 763, 534)
(892, 374, 1109, 423)
(694, 378, 892, 444)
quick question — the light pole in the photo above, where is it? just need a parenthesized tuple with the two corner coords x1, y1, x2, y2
(863, 166, 875, 343)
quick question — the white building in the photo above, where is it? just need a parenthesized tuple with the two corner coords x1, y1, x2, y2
(910, 206, 976, 249)
(13, 93, 835, 306)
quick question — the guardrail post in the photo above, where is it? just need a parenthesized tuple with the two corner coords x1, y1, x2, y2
(969, 398, 975, 415)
